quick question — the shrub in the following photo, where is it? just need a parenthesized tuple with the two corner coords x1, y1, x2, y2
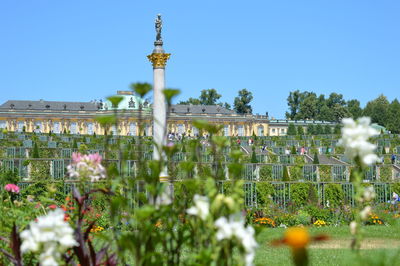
(324, 184, 344, 208)
(319, 165, 332, 182)
(379, 166, 392, 181)
(304, 205, 330, 223)
(288, 165, 302, 181)
(295, 210, 311, 225)
(256, 182, 275, 207)
(391, 182, 400, 195)
(174, 179, 204, 207)
(290, 183, 316, 207)
(283, 165, 290, 181)
(259, 165, 272, 181)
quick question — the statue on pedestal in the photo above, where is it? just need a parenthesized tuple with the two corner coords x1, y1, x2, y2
(155, 14, 162, 42)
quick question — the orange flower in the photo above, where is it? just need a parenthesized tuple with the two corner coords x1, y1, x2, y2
(284, 227, 310, 249)
(272, 227, 328, 249)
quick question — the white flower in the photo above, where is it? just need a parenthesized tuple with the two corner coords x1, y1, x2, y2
(215, 214, 258, 266)
(20, 209, 78, 266)
(338, 117, 379, 166)
(360, 206, 372, 220)
(155, 189, 172, 208)
(186, 194, 210, 220)
(363, 186, 376, 201)
(350, 221, 357, 235)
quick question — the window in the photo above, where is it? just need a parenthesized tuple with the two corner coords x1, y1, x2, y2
(281, 128, 285, 133)
(111, 125, 117, 136)
(257, 126, 263, 136)
(17, 122, 24, 132)
(272, 128, 276, 133)
(224, 125, 229, 136)
(177, 124, 184, 134)
(129, 123, 137, 136)
(0, 121, 6, 129)
(70, 122, 77, 134)
(35, 121, 42, 133)
(145, 125, 150, 136)
(87, 123, 94, 135)
(53, 122, 60, 134)
(192, 126, 199, 136)
(238, 125, 244, 136)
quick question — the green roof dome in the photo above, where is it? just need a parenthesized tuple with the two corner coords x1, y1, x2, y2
(101, 91, 151, 111)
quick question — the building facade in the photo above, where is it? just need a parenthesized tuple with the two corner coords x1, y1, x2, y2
(0, 91, 338, 137)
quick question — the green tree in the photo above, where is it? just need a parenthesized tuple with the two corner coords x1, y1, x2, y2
(179, 88, 227, 107)
(218, 102, 231, 110)
(327, 93, 346, 108)
(72, 139, 78, 149)
(291, 145, 297, 154)
(297, 126, 304, 135)
(387, 99, 400, 133)
(32, 142, 40, 158)
(333, 124, 341, 134)
(178, 97, 201, 105)
(297, 93, 318, 119)
(332, 104, 351, 122)
(317, 104, 333, 121)
(315, 124, 324, 135)
(306, 124, 315, 135)
(283, 165, 290, 181)
(251, 146, 258, 163)
(286, 90, 302, 119)
(347, 99, 363, 119)
(324, 125, 332, 135)
(199, 89, 221, 105)
(313, 153, 319, 164)
(287, 123, 296, 135)
(363, 94, 390, 127)
(233, 89, 253, 114)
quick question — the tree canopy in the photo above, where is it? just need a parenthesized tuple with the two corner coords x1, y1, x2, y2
(234, 89, 253, 114)
(178, 88, 231, 109)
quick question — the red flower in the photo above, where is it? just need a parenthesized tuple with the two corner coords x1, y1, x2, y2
(48, 204, 57, 209)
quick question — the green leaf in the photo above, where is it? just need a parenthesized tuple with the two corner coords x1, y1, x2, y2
(163, 89, 180, 105)
(107, 96, 124, 109)
(96, 116, 116, 126)
(130, 82, 152, 98)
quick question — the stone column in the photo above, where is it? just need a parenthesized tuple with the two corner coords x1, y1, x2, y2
(147, 29, 171, 180)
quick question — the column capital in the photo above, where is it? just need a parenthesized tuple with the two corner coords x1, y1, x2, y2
(147, 53, 171, 68)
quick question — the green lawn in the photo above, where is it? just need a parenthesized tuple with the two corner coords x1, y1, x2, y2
(254, 226, 400, 266)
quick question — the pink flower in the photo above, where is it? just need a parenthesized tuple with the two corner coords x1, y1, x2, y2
(67, 152, 106, 182)
(4, 184, 20, 194)
(72, 152, 83, 164)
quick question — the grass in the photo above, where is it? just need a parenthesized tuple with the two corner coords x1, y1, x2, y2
(254, 225, 400, 266)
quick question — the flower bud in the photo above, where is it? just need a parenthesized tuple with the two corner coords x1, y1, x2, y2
(350, 221, 357, 235)
(363, 186, 375, 201)
(360, 206, 372, 220)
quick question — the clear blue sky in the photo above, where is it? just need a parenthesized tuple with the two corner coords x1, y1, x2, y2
(0, 0, 399, 118)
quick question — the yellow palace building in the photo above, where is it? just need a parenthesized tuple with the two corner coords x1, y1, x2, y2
(0, 90, 273, 137)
